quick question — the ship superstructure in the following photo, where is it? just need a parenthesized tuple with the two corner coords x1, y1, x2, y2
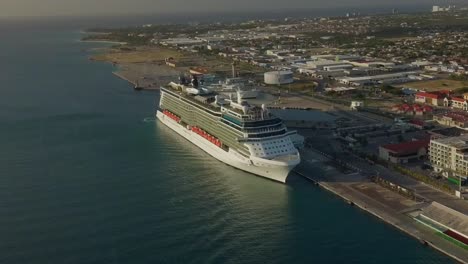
(156, 80, 301, 182)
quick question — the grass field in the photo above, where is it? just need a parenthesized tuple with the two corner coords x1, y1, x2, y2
(397, 79, 468, 92)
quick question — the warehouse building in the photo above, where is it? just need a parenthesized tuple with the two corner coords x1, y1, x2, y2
(336, 71, 419, 86)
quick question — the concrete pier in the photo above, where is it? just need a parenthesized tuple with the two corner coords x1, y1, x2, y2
(295, 149, 468, 264)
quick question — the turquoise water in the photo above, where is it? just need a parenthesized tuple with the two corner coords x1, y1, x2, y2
(0, 22, 455, 264)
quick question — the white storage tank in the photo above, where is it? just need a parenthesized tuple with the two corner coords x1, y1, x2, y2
(264, 71, 294, 85)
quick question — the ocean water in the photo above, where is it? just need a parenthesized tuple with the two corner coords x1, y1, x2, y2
(0, 20, 455, 264)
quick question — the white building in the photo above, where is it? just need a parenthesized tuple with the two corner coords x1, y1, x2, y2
(429, 136, 468, 180)
(305, 60, 348, 70)
(323, 64, 354, 71)
(432, 5, 453, 12)
(336, 71, 419, 86)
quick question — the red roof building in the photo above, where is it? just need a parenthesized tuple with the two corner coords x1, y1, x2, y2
(409, 119, 426, 129)
(423, 105, 433, 112)
(415, 92, 445, 106)
(451, 97, 465, 102)
(444, 97, 468, 110)
(392, 104, 432, 115)
(379, 139, 429, 164)
(434, 111, 468, 129)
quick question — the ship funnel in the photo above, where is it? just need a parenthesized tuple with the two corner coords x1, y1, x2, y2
(237, 90, 242, 104)
(215, 95, 219, 104)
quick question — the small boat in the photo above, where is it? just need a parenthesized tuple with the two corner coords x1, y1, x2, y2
(134, 81, 143, 91)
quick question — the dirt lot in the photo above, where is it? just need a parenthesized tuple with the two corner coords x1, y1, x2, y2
(396, 79, 468, 92)
(91, 46, 184, 63)
(90, 45, 265, 78)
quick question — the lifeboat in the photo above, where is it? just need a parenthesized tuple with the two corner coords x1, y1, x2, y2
(190, 126, 223, 148)
(163, 109, 181, 123)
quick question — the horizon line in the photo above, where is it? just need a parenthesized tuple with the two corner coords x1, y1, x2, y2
(0, 4, 436, 20)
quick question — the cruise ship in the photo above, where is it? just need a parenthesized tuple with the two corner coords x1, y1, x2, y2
(156, 79, 301, 183)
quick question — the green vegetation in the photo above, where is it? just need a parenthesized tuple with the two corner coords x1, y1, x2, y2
(397, 79, 468, 92)
(455, 86, 468, 94)
(364, 154, 454, 194)
(391, 164, 453, 193)
(381, 85, 402, 96)
(450, 74, 468, 82)
(397, 134, 404, 143)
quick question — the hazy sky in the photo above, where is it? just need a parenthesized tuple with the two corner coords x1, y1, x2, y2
(0, 0, 461, 17)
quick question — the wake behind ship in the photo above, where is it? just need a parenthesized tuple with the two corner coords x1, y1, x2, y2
(156, 79, 301, 183)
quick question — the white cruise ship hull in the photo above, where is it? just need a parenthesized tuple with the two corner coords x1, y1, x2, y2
(156, 110, 299, 183)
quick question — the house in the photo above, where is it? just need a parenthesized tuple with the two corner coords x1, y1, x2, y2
(413, 105, 424, 116)
(392, 104, 432, 115)
(415, 92, 445, 106)
(379, 139, 429, 164)
(433, 111, 468, 129)
(445, 97, 468, 110)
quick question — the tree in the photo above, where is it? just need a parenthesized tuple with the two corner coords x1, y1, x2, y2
(360, 137, 368, 147)
(397, 134, 404, 143)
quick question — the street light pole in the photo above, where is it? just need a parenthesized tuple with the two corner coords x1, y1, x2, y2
(459, 175, 462, 195)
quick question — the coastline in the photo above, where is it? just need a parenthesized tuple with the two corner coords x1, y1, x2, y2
(84, 45, 186, 90)
(80, 39, 127, 45)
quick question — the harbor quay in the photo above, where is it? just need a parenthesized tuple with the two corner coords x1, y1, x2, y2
(294, 148, 468, 263)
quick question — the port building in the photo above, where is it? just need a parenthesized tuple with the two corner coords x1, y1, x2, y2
(264, 71, 294, 85)
(379, 139, 429, 164)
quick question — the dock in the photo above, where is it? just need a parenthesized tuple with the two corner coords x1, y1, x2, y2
(295, 149, 468, 264)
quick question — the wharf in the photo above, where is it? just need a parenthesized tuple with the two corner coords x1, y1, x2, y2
(111, 63, 181, 91)
(295, 149, 468, 264)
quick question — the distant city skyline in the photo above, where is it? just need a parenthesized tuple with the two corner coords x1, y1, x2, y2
(1, 0, 466, 17)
